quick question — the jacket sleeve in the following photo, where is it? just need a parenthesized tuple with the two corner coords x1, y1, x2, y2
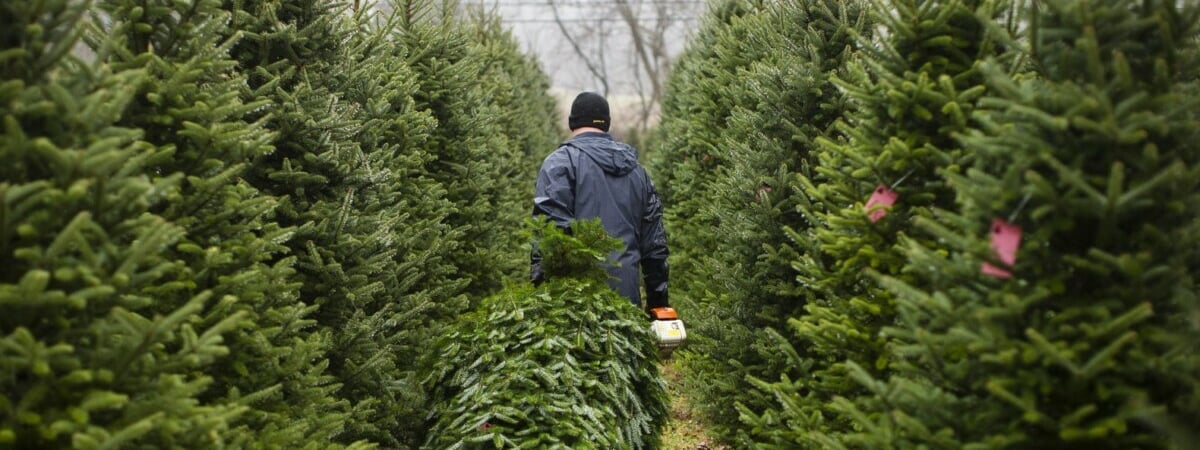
(640, 171, 670, 308)
(531, 148, 576, 283)
(533, 148, 576, 229)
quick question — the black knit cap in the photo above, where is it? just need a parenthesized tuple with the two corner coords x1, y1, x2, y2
(568, 92, 611, 132)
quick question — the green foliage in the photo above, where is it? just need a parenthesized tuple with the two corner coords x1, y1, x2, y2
(728, 0, 1018, 447)
(648, 0, 765, 284)
(216, 1, 559, 446)
(394, 6, 524, 298)
(460, 11, 564, 189)
(842, 1, 1200, 447)
(646, 0, 793, 437)
(0, 1, 239, 447)
(693, 1, 869, 442)
(224, 1, 425, 445)
(28, 0, 1200, 448)
(531, 219, 624, 281)
(457, 10, 564, 293)
(424, 219, 668, 449)
(90, 0, 350, 446)
(649, 0, 870, 441)
(3, 0, 564, 448)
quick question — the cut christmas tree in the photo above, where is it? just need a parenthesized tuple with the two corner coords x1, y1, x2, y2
(423, 219, 669, 450)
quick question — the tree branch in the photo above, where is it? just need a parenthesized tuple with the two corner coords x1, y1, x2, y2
(550, 0, 610, 95)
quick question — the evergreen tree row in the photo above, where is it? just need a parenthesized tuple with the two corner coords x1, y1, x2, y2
(647, 0, 869, 437)
(651, 0, 1200, 447)
(0, 0, 561, 448)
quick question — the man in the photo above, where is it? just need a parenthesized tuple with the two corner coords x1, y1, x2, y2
(531, 92, 670, 311)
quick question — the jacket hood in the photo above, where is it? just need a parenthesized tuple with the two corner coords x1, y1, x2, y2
(570, 134, 638, 176)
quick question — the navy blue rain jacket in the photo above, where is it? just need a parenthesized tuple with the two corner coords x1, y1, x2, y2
(531, 132, 670, 307)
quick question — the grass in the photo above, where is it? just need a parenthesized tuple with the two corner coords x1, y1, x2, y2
(660, 358, 729, 450)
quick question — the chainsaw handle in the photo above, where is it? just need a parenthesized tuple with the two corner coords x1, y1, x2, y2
(648, 307, 678, 321)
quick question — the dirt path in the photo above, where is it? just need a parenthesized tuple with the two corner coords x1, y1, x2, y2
(660, 359, 729, 450)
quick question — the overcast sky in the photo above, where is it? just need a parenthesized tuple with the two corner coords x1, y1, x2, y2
(466, 0, 707, 96)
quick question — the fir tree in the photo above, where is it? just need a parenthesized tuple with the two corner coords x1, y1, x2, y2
(652, 0, 869, 440)
(89, 0, 352, 446)
(224, 0, 418, 445)
(648, 0, 764, 286)
(383, 6, 565, 445)
(731, 0, 1017, 446)
(645, 0, 796, 436)
(392, 1, 521, 299)
(328, 8, 468, 446)
(1, 1, 241, 447)
(847, 1, 1200, 447)
(461, 9, 564, 253)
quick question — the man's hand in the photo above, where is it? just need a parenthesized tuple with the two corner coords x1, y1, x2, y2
(641, 258, 669, 308)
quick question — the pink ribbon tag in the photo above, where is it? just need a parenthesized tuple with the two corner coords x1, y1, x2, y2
(980, 262, 1012, 279)
(864, 184, 899, 223)
(981, 218, 1022, 279)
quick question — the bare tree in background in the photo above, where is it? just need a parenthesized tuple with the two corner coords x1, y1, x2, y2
(613, 0, 670, 131)
(548, 0, 698, 133)
(549, 1, 613, 96)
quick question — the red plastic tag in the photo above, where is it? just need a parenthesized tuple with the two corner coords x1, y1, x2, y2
(864, 184, 899, 222)
(981, 218, 1021, 279)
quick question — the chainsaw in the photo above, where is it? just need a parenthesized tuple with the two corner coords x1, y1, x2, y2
(648, 307, 686, 358)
